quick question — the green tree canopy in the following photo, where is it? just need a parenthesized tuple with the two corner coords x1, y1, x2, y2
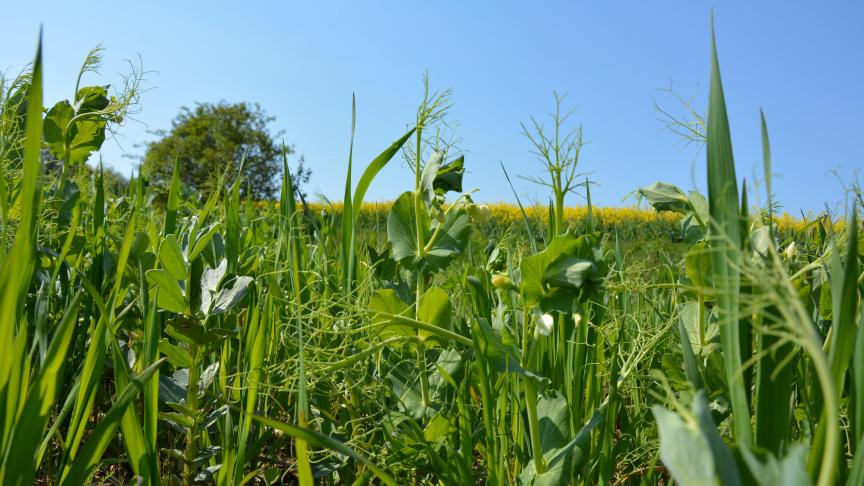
(141, 101, 308, 199)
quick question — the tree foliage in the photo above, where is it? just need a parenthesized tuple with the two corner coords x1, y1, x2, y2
(141, 101, 308, 199)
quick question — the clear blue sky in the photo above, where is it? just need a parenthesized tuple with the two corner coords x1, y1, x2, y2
(3, 1, 862, 213)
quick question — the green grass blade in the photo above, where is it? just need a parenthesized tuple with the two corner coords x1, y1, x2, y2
(760, 109, 773, 227)
(110, 339, 151, 484)
(246, 413, 398, 486)
(585, 177, 595, 233)
(281, 145, 297, 220)
(500, 162, 538, 254)
(753, 116, 794, 454)
(59, 358, 166, 486)
(351, 127, 416, 221)
(164, 157, 181, 235)
(828, 208, 858, 389)
(234, 299, 269, 483)
(2, 293, 81, 486)
(341, 95, 357, 293)
(855, 302, 864, 446)
(754, 302, 795, 455)
(706, 19, 750, 446)
(0, 33, 43, 481)
(807, 210, 860, 476)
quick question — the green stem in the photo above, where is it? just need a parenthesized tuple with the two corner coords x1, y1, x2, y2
(523, 377, 546, 474)
(183, 345, 200, 485)
(554, 190, 565, 236)
(417, 345, 431, 409)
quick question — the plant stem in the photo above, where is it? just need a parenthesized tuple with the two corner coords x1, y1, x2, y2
(523, 377, 546, 474)
(417, 345, 431, 409)
(183, 344, 200, 485)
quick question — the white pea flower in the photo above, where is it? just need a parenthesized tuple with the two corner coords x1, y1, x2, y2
(573, 313, 582, 328)
(784, 241, 797, 259)
(536, 313, 555, 337)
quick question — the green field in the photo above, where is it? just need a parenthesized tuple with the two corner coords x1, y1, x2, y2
(1, 29, 862, 486)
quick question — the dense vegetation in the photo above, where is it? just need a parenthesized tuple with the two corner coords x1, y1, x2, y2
(0, 26, 862, 486)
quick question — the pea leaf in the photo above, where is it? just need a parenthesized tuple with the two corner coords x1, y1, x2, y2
(146, 269, 186, 314)
(158, 234, 186, 281)
(158, 339, 194, 368)
(520, 232, 604, 313)
(417, 288, 452, 343)
(425, 209, 471, 272)
(368, 289, 413, 340)
(210, 276, 253, 315)
(638, 182, 691, 214)
(433, 155, 464, 195)
(387, 191, 428, 268)
(419, 152, 444, 204)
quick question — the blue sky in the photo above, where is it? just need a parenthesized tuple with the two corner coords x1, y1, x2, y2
(3, 1, 862, 213)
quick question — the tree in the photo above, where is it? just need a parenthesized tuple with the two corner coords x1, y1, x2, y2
(141, 101, 309, 199)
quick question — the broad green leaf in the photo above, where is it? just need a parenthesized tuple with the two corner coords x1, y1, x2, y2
(433, 155, 465, 195)
(520, 232, 604, 313)
(387, 367, 428, 419)
(653, 392, 741, 486)
(740, 445, 810, 486)
(652, 406, 716, 486)
(159, 339, 194, 368)
(164, 315, 207, 346)
(146, 269, 186, 314)
(638, 182, 691, 214)
(425, 209, 471, 272)
(417, 288, 452, 342)
(73, 85, 110, 112)
(158, 370, 188, 404)
(200, 259, 227, 315)
(542, 256, 597, 290)
(692, 391, 741, 486)
(369, 289, 413, 340)
(387, 191, 427, 267)
(42, 86, 110, 165)
(158, 234, 186, 281)
(679, 301, 719, 357)
(423, 413, 454, 443)
(210, 276, 253, 315)
(537, 392, 569, 454)
(43, 101, 74, 159)
(684, 241, 713, 290)
(419, 152, 444, 204)
(687, 191, 709, 226)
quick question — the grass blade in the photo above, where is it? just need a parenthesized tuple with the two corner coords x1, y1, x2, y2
(246, 413, 398, 486)
(500, 162, 538, 254)
(0, 33, 44, 484)
(59, 359, 166, 486)
(706, 19, 750, 446)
